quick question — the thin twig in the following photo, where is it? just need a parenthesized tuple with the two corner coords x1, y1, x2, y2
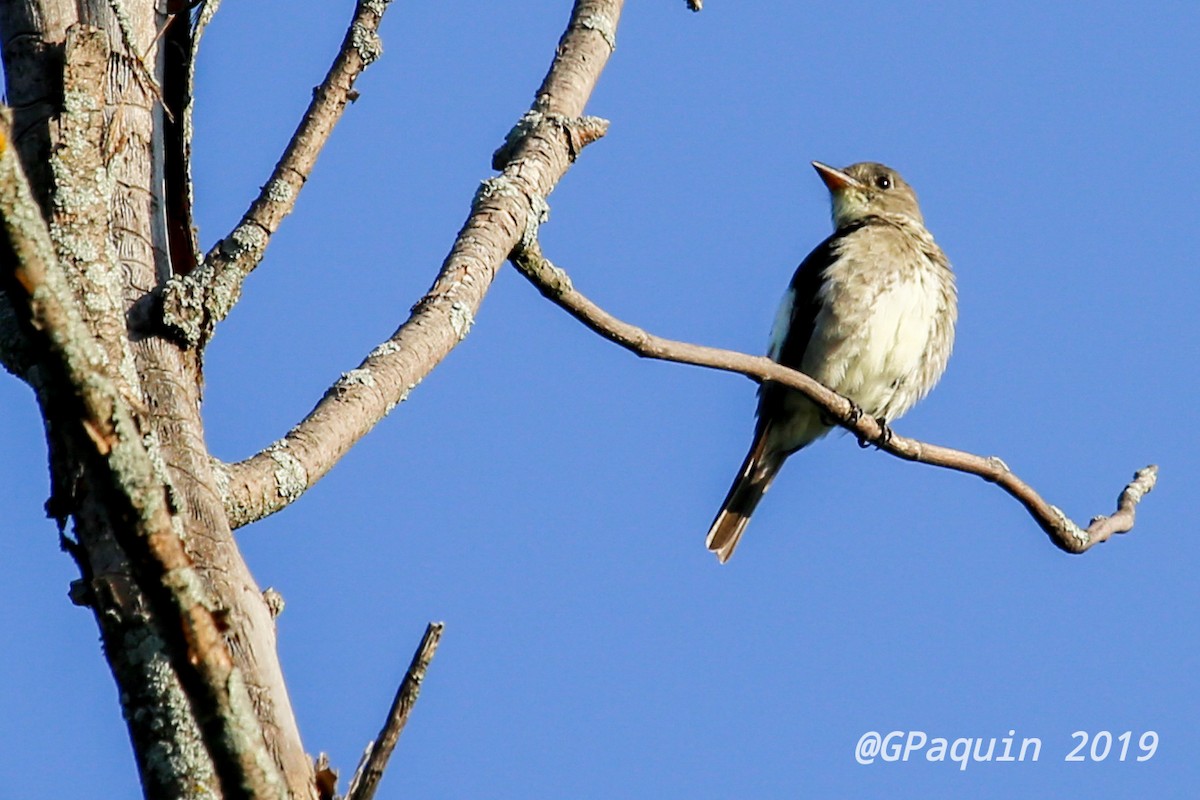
(508, 236, 1157, 554)
(161, 0, 395, 346)
(345, 622, 445, 800)
(217, 0, 625, 531)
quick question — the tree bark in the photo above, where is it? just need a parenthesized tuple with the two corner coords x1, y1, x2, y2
(0, 1, 625, 796)
(1, 2, 311, 797)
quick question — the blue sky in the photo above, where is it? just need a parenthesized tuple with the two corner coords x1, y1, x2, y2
(3, 2, 1198, 797)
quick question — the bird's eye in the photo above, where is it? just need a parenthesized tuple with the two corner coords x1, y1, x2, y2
(875, 174, 892, 190)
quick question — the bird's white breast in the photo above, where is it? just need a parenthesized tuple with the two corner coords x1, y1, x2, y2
(805, 232, 950, 421)
(829, 268, 940, 418)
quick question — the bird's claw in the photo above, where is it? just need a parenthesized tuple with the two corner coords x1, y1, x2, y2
(856, 416, 893, 449)
(829, 400, 863, 428)
(876, 416, 894, 446)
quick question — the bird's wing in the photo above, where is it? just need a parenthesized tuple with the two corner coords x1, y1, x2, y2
(757, 224, 862, 429)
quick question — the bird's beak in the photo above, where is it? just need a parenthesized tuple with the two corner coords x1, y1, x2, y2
(812, 161, 861, 192)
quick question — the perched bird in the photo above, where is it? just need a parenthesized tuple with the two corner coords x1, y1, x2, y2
(706, 161, 957, 563)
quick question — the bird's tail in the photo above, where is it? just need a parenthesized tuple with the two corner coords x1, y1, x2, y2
(705, 429, 784, 564)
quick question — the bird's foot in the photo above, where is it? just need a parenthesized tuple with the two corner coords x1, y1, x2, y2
(856, 416, 894, 449)
(827, 401, 864, 428)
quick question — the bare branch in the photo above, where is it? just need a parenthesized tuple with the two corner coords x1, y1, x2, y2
(161, 0, 395, 346)
(345, 622, 445, 800)
(0, 114, 286, 800)
(157, 0, 215, 281)
(508, 236, 1158, 555)
(219, 0, 625, 530)
(179, 0, 223, 260)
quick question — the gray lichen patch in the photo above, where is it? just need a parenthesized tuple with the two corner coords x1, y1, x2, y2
(61, 86, 102, 116)
(448, 301, 474, 340)
(1050, 505, 1088, 546)
(221, 223, 267, 260)
(160, 271, 216, 343)
(262, 588, 285, 619)
(542, 262, 574, 294)
(351, 22, 384, 64)
(160, 562, 216, 612)
(121, 627, 219, 800)
(473, 175, 522, 209)
(209, 457, 232, 503)
(50, 176, 110, 215)
(263, 177, 294, 205)
(158, 222, 272, 338)
(104, 419, 172, 525)
(576, 12, 618, 50)
(124, 625, 171, 668)
(267, 446, 308, 501)
(83, 262, 121, 297)
(50, 226, 101, 264)
(493, 110, 544, 166)
(337, 367, 376, 390)
(369, 340, 402, 359)
(223, 668, 287, 792)
(522, 193, 551, 246)
(161, 274, 207, 346)
(206, 267, 248, 324)
(140, 429, 177, 499)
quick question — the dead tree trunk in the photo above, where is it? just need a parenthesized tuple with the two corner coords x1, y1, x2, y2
(0, 1, 623, 797)
(2, 1, 312, 797)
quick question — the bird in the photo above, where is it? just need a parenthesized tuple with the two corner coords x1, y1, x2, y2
(705, 160, 957, 563)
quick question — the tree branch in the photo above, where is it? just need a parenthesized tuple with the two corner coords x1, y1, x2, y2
(508, 235, 1158, 555)
(0, 113, 286, 800)
(161, 0, 394, 347)
(174, 0, 222, 267)
(345, 622, 445, 800)
(218, 0, 625, 530)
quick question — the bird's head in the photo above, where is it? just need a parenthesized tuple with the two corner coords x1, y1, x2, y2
(812, 161, 923, 229)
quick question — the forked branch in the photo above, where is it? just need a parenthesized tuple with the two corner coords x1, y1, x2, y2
(217, 0, 625, 530)
(508, 234, 1157, 554)
(162, 0, 395, 347)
